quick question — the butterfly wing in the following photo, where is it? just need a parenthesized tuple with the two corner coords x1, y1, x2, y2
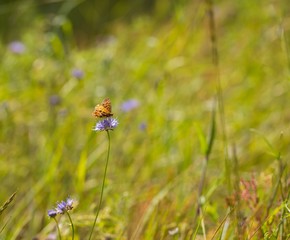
(102, 98, 112, 112)
(92, 98, 113, 118)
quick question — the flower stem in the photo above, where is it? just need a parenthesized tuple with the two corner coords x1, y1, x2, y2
(66, 212, 75, 240)
(53, 218, 62, 240)
(88, 130, 111, 240)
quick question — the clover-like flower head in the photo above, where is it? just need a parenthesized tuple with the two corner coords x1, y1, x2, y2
(93, 117, 118, 132)
(48, 197, 75, 217)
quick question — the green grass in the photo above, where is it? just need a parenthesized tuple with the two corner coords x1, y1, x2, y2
(0, 1, 289, 239)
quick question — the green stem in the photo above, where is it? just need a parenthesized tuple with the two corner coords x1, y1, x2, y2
(88, 130, 111, 240)
(192, 154, 209, 227)
(66, 212, 75, 240)
(53, 218, 62, 240)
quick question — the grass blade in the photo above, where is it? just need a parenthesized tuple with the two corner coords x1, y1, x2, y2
(0, 191, 17, 217)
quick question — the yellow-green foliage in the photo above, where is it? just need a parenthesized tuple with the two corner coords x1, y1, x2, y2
(0, 0, 289, 239)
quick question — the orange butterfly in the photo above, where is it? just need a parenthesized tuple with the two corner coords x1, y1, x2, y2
(92, 98, 113, 118)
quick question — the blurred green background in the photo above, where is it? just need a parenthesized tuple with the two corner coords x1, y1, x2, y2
(0, 0, 289, 239)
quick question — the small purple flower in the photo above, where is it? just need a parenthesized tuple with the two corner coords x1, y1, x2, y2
(56, 201, 67, 214)
(139, 122, 147, 131)
(71, 68, 84, 80)
(65, 197, 74, 210)
(50, 197, 75, 215)
(93, 117, 118, 132)
(8, 41, 26, 54)
(49, 95, 61, 106)
(48, 209, 58, 218)
(121, 99, 139, 112)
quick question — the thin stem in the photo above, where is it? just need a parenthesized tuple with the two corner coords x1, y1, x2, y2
(232, 144, 243, 237)
(88, 130, 111, 240)
(266, 154, 285, 218)
(248, 210, 273, 240)
(205, 0, 230, 189)
(210, 207, 234, 240)
(53, 218, 62, 240)
(192, 105, 215, 228)
(192, 155, 209, 227)
(66, 212, 75, 240)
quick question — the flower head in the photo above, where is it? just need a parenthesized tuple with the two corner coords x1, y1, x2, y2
(71, 68, 84, 80)
(56, 201, 67, 214)
(56, 197, 75, 214)
(49, 95, 61, 106)
(48, 209, 58, 218)
(121, 99, 139, 112)
(49, 197, 75, 216)
(65, 197, 74, 210)
(8, 41, 26, 54)
(93, 117, 118, 132)
(139, 122, 147, 131)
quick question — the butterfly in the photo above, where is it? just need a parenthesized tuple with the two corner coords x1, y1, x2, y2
(92, 98, 113, 118)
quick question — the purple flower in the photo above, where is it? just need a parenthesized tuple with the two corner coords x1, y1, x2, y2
(8, 41, 26, 54)
(50, 197, 75, 216)
(121, 99, 139, 112)
(139, 122, 147, 131)
(56, 198, 75, 214)
(65, 197, 74, 210)
(56, 201, 67, 214)
(49, 95, 61, 106)
(48, 209, 58, 218)
(71, 68, 84, 80)
(93, 117, 118, 132)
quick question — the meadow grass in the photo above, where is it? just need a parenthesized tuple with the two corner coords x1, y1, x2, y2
(0, 0, 289, 239)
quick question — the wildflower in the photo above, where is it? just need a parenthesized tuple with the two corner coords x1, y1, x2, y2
(89, 116, 116, 239)
(8, 41, 26, 54)
(47, 209, 58, 218)
(49, 95, 61, 106)
(71, 68, 84, 80)
(66, 197, 74, 210)
(139, 122, 147, 131)
(56, 197, 75, 214)
(121, 99, 139, 112)
(56, 201, 67, 214)
(93, 117, 118, 132)
(48, 197, 75, 239)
